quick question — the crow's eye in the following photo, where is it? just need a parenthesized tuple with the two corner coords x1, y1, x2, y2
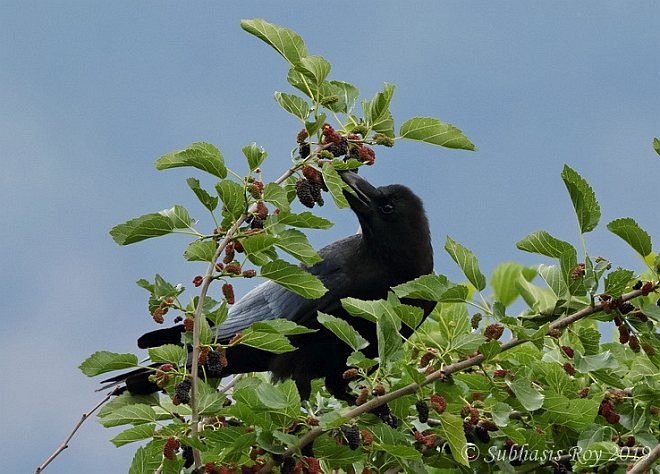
(380, 203, 394, 214)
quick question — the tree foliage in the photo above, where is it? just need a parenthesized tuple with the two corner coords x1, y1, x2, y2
(72, 19, 658, 474)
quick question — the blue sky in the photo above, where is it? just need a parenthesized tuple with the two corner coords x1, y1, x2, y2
(2, 2, 658, 473)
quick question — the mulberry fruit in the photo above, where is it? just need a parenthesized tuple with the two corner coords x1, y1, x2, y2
(193, 275, 203, 287)
(640, 281, 654, 296)
(470, 313, 482, 329)
(321, 123, 342, 144)
(163, 436, 180, 460)
(343, 424, 360, 450)
(183, 318, 194, 332)
(619, 302, 634, 314)
(479, 419, 498, 432)
(206, 349, 226, 377)
(563, 362, 576, 376)
(303, 457, 321, 474)
(484, 323, 504, 341)
(628, 335, 641, 353)
(430, 394, 447, 414)
(250, 217, 264, 229)
(475, 425, 490, 443)
(255, 201, 268, 220)
(373, 133, 395, 147)
(242, 269, 257, 278)
(296, 128, 308, 143)
(357, 144, 375, 165)
(174, 379, 192, 405)
(342, 368, 359, 380)
(618, 325, 630, 344)
(222, 283, 235, 304)
(223, 243, 235, 264)
(326, 137, 348, 157)
(561, 345, 575, 358)
(295, 179, 316, 208)
(548, 328, 562, 338)
(302, 165, 327, 191)
(225, 262, 241, 275)
(355, 387, 369, 406)
(247, 183, 263, 199)
(415, 400, 429, 423)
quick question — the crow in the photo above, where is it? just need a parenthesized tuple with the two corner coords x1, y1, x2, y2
(101, 171, 434, 401)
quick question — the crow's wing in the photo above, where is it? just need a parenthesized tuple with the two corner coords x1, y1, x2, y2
(214, 234, 361, 339)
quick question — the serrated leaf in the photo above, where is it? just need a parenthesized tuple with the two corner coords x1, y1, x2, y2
(438, 412, 469, 466)
(255, 381, 297, 410)
(110, 210, 177, 245)
(321, 161, 350, 208)
(260, 259, 327, 299)
(341, 297, 386, 323)
(274, 92, 309, 121)
(250, 319, 316, 335)
(578, 327, 601, 355)
(445, 236, 486, 291)
(303, 111, 326, 136)
(155, 142, 226, 178)
(653, 137, 660, 155)
(573, 350, 618, 372)
(491, 402, 514, 427)
(294, 55, 331, 87)
(379, 444, 422, 460)
(491, 262, 536, 307)
(186, 177, 218, 212)
(238, 329, 296, 354)
(394, 302, 425, 330)
(110, 424, 156, 447)
(437, 284, 469, 302)
(313, 435, 364, 465)
(147, 344, 188, 366)
(363, 82, 395, 137)
(607, 217, 652, 257)
(318, 311, 369, 351)
(79, 351, 138, 377)
(216, 180, 246, 219)
(275, 211, 333, 229)
(346, 351, 377, 371)
(198, 391, 227, 416)
(509, 378, 544, 411)
(542, 392, 600, 432)
(128, 440, 164, 474)
(516, 230, 575, 258)
(559, 248, 585, 296)
(392, 274, 449, 300)
(604, 268, 634, 297)
(263, 182, 290, 212)
(240, 19, 308, 65)
(399, 117, 476, 151)
(275, 229, 322, 265)
(99, 403, 170, 427)
(537, 264, 569, 298)
(183, 240, 217, 262)
(242, 142, 267, 171)
(561, 165, 601, 234)
(378, 307, 402, 363)
(326, 80, 359, 113)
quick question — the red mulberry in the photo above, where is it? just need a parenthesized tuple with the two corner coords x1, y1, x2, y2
(163, 436, 180, 460)
(430, 394, 447, 414)
(484, 323, 504, 341)
(222, 283, 235, 304)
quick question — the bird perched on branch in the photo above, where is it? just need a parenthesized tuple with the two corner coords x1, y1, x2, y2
(101, 171, 435, 401)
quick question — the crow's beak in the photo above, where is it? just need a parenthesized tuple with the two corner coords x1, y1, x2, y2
(340, 171, 380, 214)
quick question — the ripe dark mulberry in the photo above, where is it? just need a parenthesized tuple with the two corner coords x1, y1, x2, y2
(475, 425, 490, 443)
(628, 335, 641, 353)
(561, 345, 575, 358)
(193, 275, 203, 287)
(632, 280, 643, 290)
(206, 349, 225, 377)
(563, 362, 576, 376)
(480, 419, 498, 432)
(343, 424, 360, 450)
(327, 137, 348, 157)
(309, 181, 324, 206)
(295, 179, 316, 208)
(302, 165, 327, 191)
(222, 283, 235, 304)
(173, 379, 192, 405)
(415, 400, 429, 423)
(619, 302, 634, 314)
(250, 217, 264, 229)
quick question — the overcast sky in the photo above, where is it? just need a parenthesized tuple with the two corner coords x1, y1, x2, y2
(2, 2, 658, 473)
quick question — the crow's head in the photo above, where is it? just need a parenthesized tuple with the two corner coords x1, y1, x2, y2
(340, 171, 432, 274)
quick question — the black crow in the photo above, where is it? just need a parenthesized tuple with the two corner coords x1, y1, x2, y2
(101, 172, 434, 401)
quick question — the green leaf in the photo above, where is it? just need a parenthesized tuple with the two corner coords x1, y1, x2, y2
(216, 180, 246, 219)
(274, 92, 309, 122)
(653, 137, 660, 155)
(128, 440, 164, 474)
(250, 319, 316, 335)
(155, 142, 226, 178)
(99, 403, 169, 427)
(573, 350, 618, 372)
(242, 143, 267, 171)
(437, 412, 469, 466)
(110, 205, 194, 245)
(399, 116, 476, 151)
(183, 240, 217, 262)
(607, 217, 652, 257)
(542, 391, 600, 432)
(491, 262, 536, 307)
(379, 444, 422, 460)
(578, 327, 601, 355)
(238, 329, 296, 354)
(509, 378, 544, 411)
(561, 164, 601, 233)
(491, 402, 514, 427)
(392, 274, 449, 301)
(378, 307, 402, 364)
(240, 19, 308, 65)
(186, 177, 218, 212)
(303, 111, 326, 136)
(346, 351, 377, 371)
(516, 230, 575, 258)
(394, 302, 425, 330)
(560, 248, 585, 296)
(437, 284, 469, 302)
(326, 80, 359, 113)
(294, 55, 331, 87)
(317, 311, 369, 351)
(363, 82, 395, 137)
(147, 344, 188, 366)
(341, 297, 387, 323)
(313, 435, 363, 465)
(263, 182, 290, 212)
(255, 380, 300, 411)
(537, 264, 569, 298)
(444, 236, 486, 291)
(275, 229, 322, 265)
(274, 211, 333, 229)
(260, 259, 327, 299)
(321, 161, 350, 208)
(604, 268, 634, 297)
(110, 424, 155, 447)
(79, 351, 138, 377)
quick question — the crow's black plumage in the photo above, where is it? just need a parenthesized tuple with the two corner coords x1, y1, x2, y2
(101, 172, 435, 401)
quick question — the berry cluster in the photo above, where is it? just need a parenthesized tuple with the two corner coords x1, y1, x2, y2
(173, 378, 192, 405)
(342, 424, 361, 450)
(484, 323, 504, 341)
(150, 363, 175, 389)
(163, 436, 180, 461)
(151, 297, 174, 324)
(598, 399, 620, 424)
(413, 429, 438, 449)
(205, 348, 227, 377)
(295, 166, 327, 209)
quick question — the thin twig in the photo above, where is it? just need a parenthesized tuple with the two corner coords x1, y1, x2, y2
(35, 391, 113, 473)
(627, 443, 660, 474)
(256, 285, 657, 473)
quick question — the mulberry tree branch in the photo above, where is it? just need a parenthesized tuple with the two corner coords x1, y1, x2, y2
(257, 284, 658, 473)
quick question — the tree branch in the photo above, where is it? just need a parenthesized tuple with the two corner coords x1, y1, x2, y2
(257, 284, 657, 473)
(627, 443, 660, 474)
(35, 392, 113, 473)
